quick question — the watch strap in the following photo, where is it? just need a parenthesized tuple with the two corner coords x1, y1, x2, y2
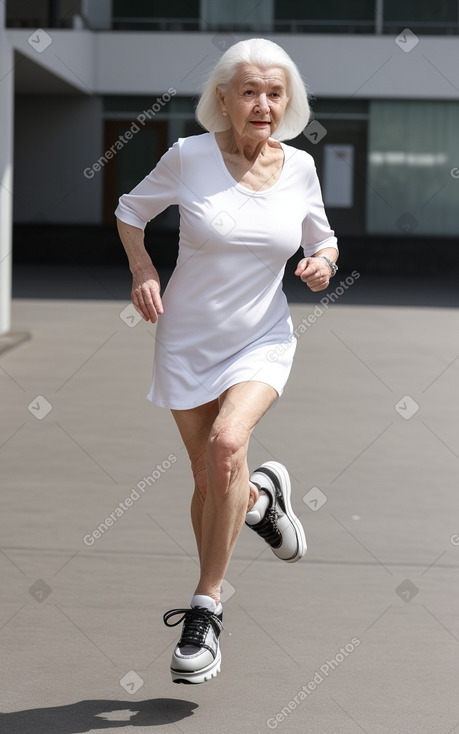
(320, 255, 338, 277)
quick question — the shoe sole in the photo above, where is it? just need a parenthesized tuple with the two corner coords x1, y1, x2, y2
(171, 648, 221, 684)
(258, 461, 307, 562)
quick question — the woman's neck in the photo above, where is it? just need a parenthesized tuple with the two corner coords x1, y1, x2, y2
(216, 130, 271, 162)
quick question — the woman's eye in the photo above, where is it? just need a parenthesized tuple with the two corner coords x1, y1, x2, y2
(244, 90, 253, 96)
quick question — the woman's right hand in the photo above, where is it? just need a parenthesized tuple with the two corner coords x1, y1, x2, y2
(131, 264, 163, 323)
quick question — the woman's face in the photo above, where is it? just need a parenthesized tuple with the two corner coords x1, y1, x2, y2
(217, 64, 289, 142)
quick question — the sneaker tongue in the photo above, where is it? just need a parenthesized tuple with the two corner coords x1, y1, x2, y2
(180, 603, 213, 655)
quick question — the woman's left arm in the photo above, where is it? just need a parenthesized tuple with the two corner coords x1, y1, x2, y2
(295, 248, 338, 292)
(296, 153, 339, 292)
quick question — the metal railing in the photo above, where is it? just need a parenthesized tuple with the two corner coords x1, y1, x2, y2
(110, 17, 376, 34)
(382, 19, 459, 35)
(6, 4, 459, 35)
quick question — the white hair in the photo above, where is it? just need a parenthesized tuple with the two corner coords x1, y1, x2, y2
(195, 38, 310, 141)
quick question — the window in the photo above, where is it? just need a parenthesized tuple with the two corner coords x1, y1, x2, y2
(367, 101, 459, 235)
(274, 0, 376, 33)
(112, 0, 200, 30)
(384, 0, 458, 34)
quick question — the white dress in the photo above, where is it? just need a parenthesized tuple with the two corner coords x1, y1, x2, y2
(115, 132, 338, 409)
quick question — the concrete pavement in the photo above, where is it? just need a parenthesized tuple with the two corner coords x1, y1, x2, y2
(1, 271, 459, 733)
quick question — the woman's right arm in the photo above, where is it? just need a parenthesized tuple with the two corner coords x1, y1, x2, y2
(116, 218, 163, 323)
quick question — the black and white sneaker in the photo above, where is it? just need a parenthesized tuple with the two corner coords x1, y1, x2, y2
(245, 461, 307, 562)
(163, 606, 223, 684)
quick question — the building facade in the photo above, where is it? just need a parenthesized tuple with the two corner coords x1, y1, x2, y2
(1, 0, 459, 331)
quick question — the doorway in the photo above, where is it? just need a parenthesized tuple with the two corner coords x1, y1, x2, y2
(103, 119, 167, 225)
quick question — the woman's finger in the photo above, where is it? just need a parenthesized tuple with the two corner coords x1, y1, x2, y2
(307, 276, 329, 292)
(131, 278, 163, 323)
(132, 289, 149, 321)
(150, 287, 164, 315)
(143, 282, 163, 319)
(294, 258, 308, 276)
(136, 286, 158, 322)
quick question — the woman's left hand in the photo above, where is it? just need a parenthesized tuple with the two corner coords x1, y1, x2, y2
(295, 257, 331, 292)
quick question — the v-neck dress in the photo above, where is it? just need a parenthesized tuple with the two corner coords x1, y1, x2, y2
(115, 132, 337, 409)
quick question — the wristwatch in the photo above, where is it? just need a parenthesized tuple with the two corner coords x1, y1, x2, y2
(320, 255, 338, 277)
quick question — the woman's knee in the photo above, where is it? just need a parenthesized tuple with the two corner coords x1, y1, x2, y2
(206, 423, 248, 473)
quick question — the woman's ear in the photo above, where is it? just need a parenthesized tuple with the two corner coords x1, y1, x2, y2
(216, 86, 226, 113)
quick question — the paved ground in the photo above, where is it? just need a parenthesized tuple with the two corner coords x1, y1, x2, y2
(1, 267, 459, 733)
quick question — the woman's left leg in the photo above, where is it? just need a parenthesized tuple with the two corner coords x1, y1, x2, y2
(195, 380, 278, 604)
(172, 381, 276, 579)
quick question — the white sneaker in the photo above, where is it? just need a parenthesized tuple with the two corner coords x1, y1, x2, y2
(246, 461, 307, 562)
(163, 606, 223, 684)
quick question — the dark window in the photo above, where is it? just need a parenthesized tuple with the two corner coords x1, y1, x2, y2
(384, 0, 457, 23)
(112, 0, 200, 29)
(113, 0, 199, 20)
(383, 0, 458, 33)
(275, 0, 374, 21)
(274, 0, 375, 33)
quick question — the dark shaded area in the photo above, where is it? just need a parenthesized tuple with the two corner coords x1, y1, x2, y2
(13, 224, 178, 269)
(13, 224, 459, 275)
(11, 224, 459, 308)
(11, 264, 459, 309)
(0, 697, 198, 734)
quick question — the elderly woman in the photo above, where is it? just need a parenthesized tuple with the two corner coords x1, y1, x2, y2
(115, 37, 338, 685)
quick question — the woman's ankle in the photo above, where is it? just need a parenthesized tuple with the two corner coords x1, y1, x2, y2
(247, 481, 259, 512)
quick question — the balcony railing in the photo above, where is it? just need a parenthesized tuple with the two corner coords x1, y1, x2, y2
(5, 3, 459, 35)
(110, 17, 377, 34)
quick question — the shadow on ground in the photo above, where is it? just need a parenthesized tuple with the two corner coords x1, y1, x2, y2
(0, 698, 198, 734)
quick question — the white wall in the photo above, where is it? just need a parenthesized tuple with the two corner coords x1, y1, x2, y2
(7, 29, 459, 99)
(7, 29, 96, 94)
(14, 95, 103, 223)
(96, 32, 459, 99)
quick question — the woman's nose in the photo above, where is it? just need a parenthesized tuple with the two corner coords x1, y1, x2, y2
(256, 93, 269, 113)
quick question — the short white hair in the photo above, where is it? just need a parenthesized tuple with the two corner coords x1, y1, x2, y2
(196, 38, 310, 141)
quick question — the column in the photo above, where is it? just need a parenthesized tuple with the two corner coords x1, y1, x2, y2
(0, 3, 13, 334)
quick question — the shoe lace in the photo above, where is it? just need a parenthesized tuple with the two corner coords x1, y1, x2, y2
(248, 508, 282, 548)
(163, 607, 223, 647)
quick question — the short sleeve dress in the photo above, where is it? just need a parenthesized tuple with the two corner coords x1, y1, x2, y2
(115, 132, 338, 410)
